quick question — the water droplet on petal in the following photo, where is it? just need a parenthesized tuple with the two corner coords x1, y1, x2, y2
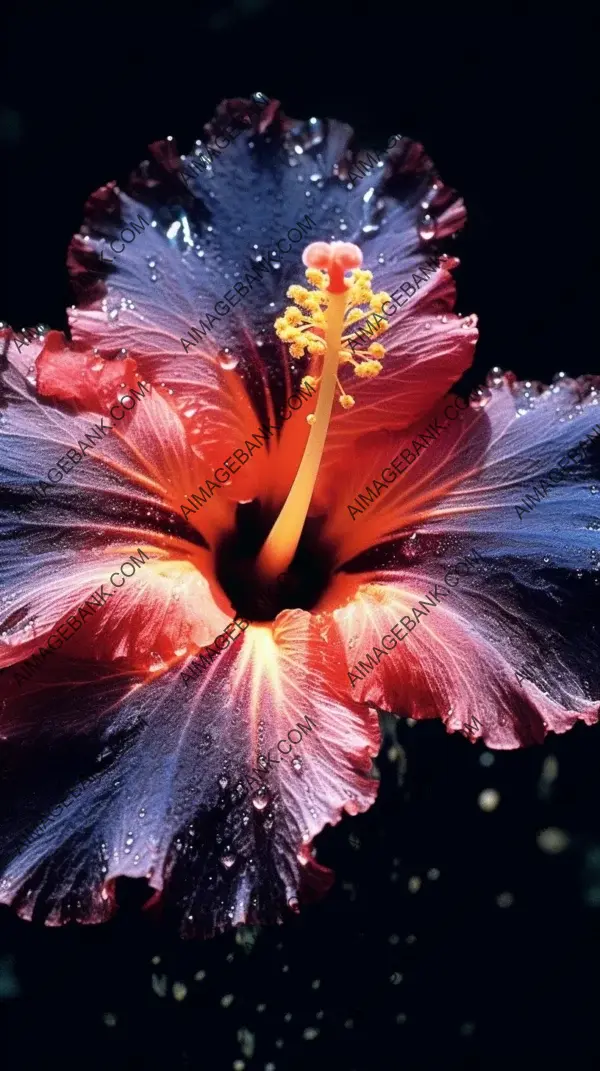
(218, 348, 239, 371)
(252, 788, 270, 811)
(469, 386, 492, 409)
(485, 366, 504, 389)
(419, 215, 436, 242)
(291, 757, 303, 773)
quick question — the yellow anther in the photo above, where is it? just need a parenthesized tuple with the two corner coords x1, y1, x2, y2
(349, 285, 373, 306)
(276, 325, 296, 342)
(306, 336, 326, 355)
(304, 267, 328, 288)
(303, 292, 325, 312)
(352, 269, 373, 285)
(301, 375, 318, 390)
(306, 413, 316, 425)
(287, 285, 310, 303)
(278, 253, 388, 424)
(371, 292, 391, 312)
(354, 360, 383, 378)
(308, 309, 326, 328)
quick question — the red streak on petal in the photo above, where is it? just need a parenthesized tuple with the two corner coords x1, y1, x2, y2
(36, 330, 138, 412)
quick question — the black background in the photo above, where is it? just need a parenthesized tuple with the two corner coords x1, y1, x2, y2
(1, 6, 598, 1069)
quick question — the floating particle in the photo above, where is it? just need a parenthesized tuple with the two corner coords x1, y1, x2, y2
(303, 1027, 319, 1041)
(311, 979, 320, 989)
(172, 982, 188, 1001)
(235, 925, 260, 953)
(537, 827, 570, 854)
(102, 1012, 117, 1027)
(496, 891, 514, 908)
(478, 788, 500, 812)
(538, 755, 559, 800)
(427, 868, 440, 880)
(479, 751, 495, 767)
(396, 1013, 407, 1025)
(151, 973, 168, 998)
(221, 993, 235, 1008)
(408, 876, 422, 893)
(0, 955, 20, 999)
(390, 972, 403, 985)
(194, 970, 206, 982)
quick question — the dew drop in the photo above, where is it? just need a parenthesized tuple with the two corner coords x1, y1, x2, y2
(419, 215, 436, 242)
(218, 348, 239, 371)
(485, 367, 504, 388)
(469, 386, 492, 409)
(220, 853, 236, 869)
(291, 757, 303, 773)
(252, 788, 270, 811)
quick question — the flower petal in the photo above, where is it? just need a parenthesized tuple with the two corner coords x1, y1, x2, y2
(330, 376, 600, 747)
(65, 98, 473, 448)
(0, 613, 379, 935)
(326, 267, 478, 466)
(0, 355, 234, 675)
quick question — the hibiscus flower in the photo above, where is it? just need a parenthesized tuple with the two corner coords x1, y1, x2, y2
(0, 94, 598, 937)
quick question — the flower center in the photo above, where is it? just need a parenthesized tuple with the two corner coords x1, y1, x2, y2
(256, 241, 390, 583)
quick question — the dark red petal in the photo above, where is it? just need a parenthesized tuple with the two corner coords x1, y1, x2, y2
(36, 331, 138, 412)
